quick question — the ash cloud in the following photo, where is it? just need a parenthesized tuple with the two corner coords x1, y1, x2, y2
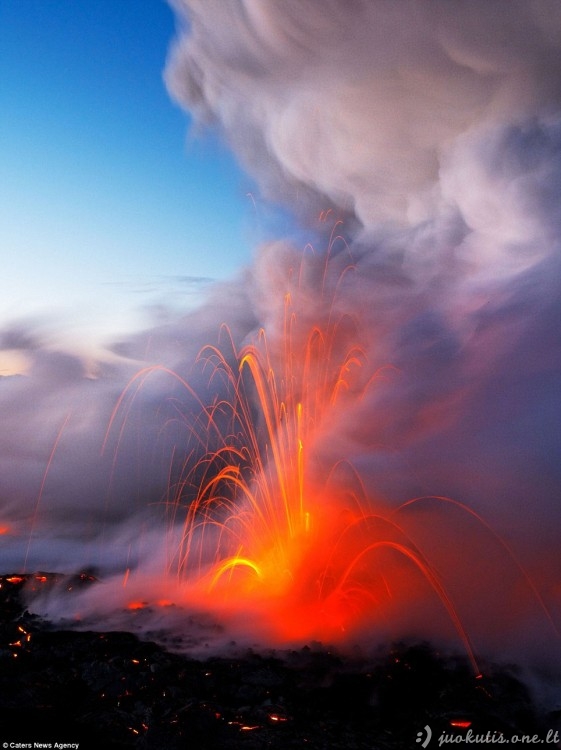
(0, 0, 560, 679)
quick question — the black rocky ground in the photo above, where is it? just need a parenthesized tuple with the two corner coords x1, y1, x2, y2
(0, 573, 558, 749)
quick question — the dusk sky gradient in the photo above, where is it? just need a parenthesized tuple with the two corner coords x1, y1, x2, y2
(1, 0, 255, 362)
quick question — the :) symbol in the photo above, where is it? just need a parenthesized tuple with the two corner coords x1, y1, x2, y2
(416, 725, 432, 748)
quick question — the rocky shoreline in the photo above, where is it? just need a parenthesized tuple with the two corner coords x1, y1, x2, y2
(0, 573, 557, 749)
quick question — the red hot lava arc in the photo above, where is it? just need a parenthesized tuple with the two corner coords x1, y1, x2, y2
(169, 292, 470, 646)
(109, 246, 557, 672)
(106, 246, 484, 669)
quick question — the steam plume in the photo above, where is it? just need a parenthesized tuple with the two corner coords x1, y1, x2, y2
(163, 0, 561, 622)
(0, 0, 559, 685)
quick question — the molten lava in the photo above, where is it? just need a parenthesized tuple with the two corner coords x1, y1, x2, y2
(105, 246, 557, 672)
(160, 265, 395, 642)
(117, 249, 479, 665)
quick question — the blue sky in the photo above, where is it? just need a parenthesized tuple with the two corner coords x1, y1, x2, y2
(0, 0, 256, 358)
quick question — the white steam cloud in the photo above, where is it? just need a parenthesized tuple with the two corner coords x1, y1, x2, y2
(0, 0, 560, 683)
(164, 0, 561, 594)
(167, 0, 561, 230)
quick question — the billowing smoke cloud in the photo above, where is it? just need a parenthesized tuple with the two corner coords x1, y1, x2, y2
(1, 0, 560, 688)
(164, 0, 561, 627)
(166, 0, 561, 229)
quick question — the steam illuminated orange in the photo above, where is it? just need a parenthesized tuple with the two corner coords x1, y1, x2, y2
(105, 243, 558, 673)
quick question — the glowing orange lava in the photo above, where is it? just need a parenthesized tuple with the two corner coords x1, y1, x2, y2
(106, 242, 557, 672)
(109, 244, 475, 669)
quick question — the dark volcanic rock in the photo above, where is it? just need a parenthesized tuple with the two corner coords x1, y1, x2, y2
(0, 573, 555, 749)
